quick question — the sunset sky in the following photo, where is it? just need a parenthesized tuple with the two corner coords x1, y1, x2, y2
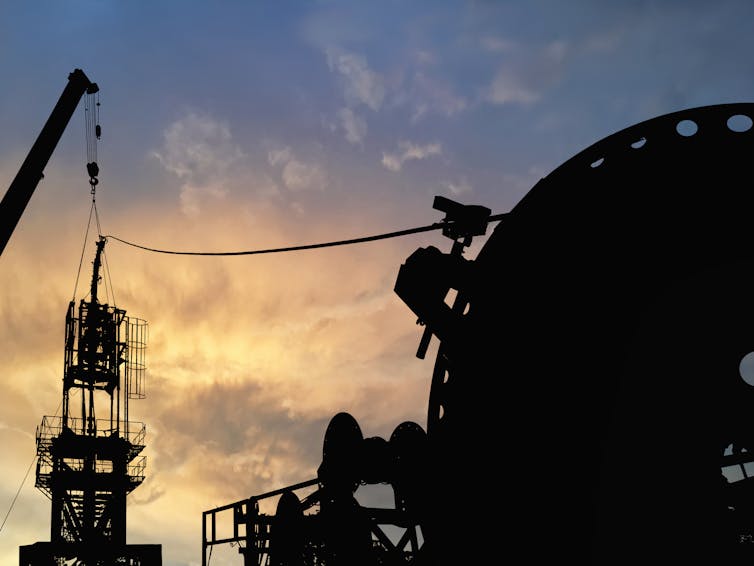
(2, 1, 754, 564)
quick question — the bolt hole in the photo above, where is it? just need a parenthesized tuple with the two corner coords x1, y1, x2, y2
(676, 119, 698, 137)
(590, 157, 604, 168)
(631, 137, 646, 149)
(727, 114, 753, 132)
(739, 351, 754, 386)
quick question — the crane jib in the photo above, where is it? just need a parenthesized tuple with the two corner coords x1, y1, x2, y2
(0, 69, 97, 257)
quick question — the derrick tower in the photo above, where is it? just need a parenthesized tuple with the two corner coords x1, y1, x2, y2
(20, 236, 161, 565)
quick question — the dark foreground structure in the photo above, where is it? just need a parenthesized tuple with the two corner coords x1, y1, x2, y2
(204, 103, 754, 565)
(20, 239, 161, 565)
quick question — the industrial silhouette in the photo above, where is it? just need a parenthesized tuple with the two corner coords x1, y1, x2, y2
(0, 69, 161, 564)
(203, 103, 754, 565)
(6, 70, 754, 564)
(19, 237, 161, 564)
(0, 69, 97, 258)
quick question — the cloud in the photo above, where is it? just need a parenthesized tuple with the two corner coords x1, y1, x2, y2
(152, 112, 243, 183)
(381, 153, 402, 172)
(381, 141, 442, 172)
(485, 40, 570, 106)
(385, 49, 467, 123)
(128, 481, 167, 506)
(267, 146, 293, 167)
(337, 107, 367, 145)
(480, 36, 516, 53)
(324, 47, 384, 143)
(443, 178, 473, 197)
(152, 112, 245, 216)
(282, 160, 327, 192)
(324, 45, 467, 136)
(326, 47, 385, 111)
(248, 173, 281, 198)
(268, 145, 328, 191)
(406, 71, 467, 122)
(487, 73, 542, 105)
(414, 49, 436, 65)
(178, 183, 228, 217)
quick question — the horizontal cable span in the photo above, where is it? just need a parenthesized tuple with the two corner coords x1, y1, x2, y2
(105, 213, 507, 256)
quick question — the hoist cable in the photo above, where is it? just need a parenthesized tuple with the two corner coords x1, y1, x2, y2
(95, 92, 101, 141)
(101, 251, 110, 305)
(103, 248, 116, 307)
(84, 89, 99, 192)
(93, 202, 108, 301)
(0, 400, 63, 534)
(84, 91, 97, 166)
(83, 94, 89, 160)
(105, 213, 507, 257)
(93, 200, 103, 237)
(0, 453, 36, 534)
(84, 94, 92, 164)
(71, 201, 96, 302)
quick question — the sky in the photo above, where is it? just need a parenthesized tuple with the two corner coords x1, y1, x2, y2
(2, 1, 754, 564)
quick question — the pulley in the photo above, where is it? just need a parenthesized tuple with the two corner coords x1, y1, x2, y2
(86, 161, 99, 188)
(318, 412, 363, 492)
(271, 491, 305, 566)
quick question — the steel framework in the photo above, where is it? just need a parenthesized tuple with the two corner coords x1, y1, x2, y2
(20, 237, 161, 565)
(202, 415, 427, 566)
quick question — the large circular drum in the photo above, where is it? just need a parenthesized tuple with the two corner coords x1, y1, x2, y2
(423, 104, 754, 565)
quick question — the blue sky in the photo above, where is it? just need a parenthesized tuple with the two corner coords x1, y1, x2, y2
(2, 1, 754, 564)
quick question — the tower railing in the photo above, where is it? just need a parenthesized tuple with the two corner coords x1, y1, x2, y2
(36, 415, 146, 446)
(125, 317, 148, 400)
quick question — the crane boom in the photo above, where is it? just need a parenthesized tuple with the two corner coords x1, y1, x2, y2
(0, 68, 98, 257)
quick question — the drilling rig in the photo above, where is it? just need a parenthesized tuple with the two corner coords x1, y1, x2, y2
(18, 239, 161, 566)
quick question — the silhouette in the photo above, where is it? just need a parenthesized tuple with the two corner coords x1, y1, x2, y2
(395, 103, 754, 564)
(205, 103, 754, 564)
(0, 69, 98, 258)
(203, 413, 427, 565)
(20, 237, 162, 565)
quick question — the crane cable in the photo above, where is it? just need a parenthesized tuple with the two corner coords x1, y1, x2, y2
(71, 200, 96, 302)
(72, 89, 115, 304)
(84, 89, 100, 191)
(0, 455, 35, 534)
(104, 212, 508, 257)
(0, 400, 63, 534)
